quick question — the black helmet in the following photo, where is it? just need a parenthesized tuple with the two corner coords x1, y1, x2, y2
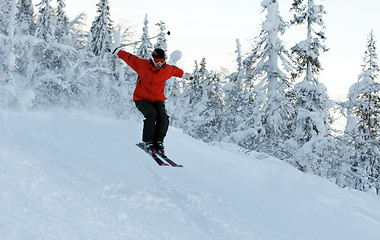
(151, 48, 166, 59)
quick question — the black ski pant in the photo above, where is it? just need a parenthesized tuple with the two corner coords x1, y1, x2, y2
(134, 100, 169, 144)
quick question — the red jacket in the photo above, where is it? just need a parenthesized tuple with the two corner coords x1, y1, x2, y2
(117, 50, 184, 102)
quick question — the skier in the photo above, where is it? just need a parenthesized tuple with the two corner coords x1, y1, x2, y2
(109, 46, 189, 154)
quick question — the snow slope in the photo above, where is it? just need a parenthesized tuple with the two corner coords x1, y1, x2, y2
(1, 110, 380, 240)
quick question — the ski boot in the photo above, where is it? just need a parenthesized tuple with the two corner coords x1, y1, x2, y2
(144, 141, 155, 154)
(155, 141, 165, 156)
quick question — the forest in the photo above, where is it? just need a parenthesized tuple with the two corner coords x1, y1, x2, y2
(0, 0, 379, 196)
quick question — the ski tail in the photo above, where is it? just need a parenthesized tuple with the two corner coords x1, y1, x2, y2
(156, 150, 183, 167)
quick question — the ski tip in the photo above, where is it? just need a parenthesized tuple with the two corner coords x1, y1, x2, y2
(176, 165, 184, 168)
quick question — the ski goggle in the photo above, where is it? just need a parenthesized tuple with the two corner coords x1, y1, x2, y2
(151, 57, 166, 65)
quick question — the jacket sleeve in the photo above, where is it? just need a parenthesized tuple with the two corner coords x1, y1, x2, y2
(171, 65, 184, 78)
(117, 50, 144, 73)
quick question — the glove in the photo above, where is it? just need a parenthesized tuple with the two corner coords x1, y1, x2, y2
(107, 42, 120, 55)
(182, 73, 194, 80)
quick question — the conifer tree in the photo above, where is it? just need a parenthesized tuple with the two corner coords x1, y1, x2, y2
(222, 39, 246, 141)
(236, 0, 294, 157)
(362, 29, 379, 79)
(7, 0, 17, 38)
(136, 14, 153, 59)
(198, 57, 209, 100)
(223, 38, 249, 142)
(289, 0, 336, 175)
(55, 0, 69, 41)
(16, 0, 35, 36)
(290, 0, 328, 83)
(185, 60, 205, 105)
(0, 0, 11, 35)
(345, 70, 380, 194)
(35, 0, 56, 41)
(192, 71, 224, 142)
(0, 0, 16, 95)
(154, 21, 167, 52)
(179, 59, 207, 131)
(343, 31, 380, 194)
(186, 60, 199, 97)
(89, 0, 113, 56)
(0, 0, 18, 38)
(181, 58, 223, 141)
(235, 38, 243, 72)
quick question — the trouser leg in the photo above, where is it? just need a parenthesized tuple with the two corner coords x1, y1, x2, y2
(152, 101, 169, 143)
(134, 100, 157, 143)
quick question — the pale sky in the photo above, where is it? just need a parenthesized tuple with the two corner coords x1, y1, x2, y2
(49, 0, 380, 100)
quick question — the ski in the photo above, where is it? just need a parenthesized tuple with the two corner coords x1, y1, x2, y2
(156, 150, 183, 167)
(136, 143, 169, 166)
(136, 142, 183, 167)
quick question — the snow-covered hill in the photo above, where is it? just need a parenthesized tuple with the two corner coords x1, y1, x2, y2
(1, 110, 380, 240)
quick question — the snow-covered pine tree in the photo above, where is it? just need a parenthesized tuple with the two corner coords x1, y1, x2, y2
(342, 31, 380, 195)
(178, 59, 206, 131)
(291, 81, 336, 174)
(234, 42, 261, 130)
(199, 57, 209, 100)
(66, 12, 87, 48)
(35, 0, 56, 42)
(344, 70, 380, 194)
(289, 0, 336, 176)
(235, 0, 294, 157)
(32, 1, 98, 109)
(235, 38, 243, 72)
(184, 59, 205, 106)
(191, 70, 224, 142)
(154, 21, 167, 52)
(55, 0, 69, 42)
(0, 0, 16, 39)
(361, 29, 379, 79)
(89, 0, 113, 56)
(180, 57, 223, 142)
(222, 39, 246, 142)
(0, 0, 12, 35)
(136, 14, 153, 59)
(16, 0, 35, 36)
(0, 0, 17, 107)
(290, 0, 328, 83)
